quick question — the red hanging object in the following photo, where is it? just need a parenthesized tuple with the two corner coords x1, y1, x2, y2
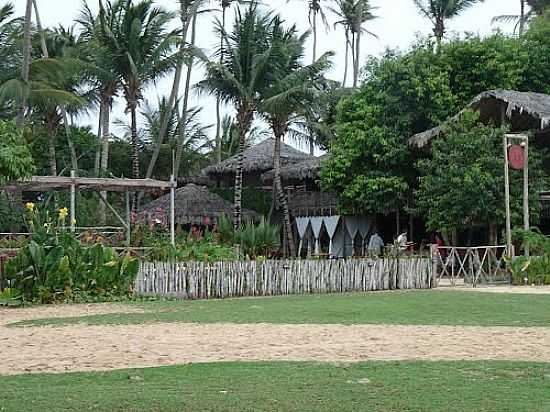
(508, 145, 525, 170)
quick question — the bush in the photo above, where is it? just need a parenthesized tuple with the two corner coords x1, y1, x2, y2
(4, 204, 138, 304)
(508, 229, 550, 285)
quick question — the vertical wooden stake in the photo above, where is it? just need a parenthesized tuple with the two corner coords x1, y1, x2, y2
(125, 191, 131, 247)
(70, 170, 76, 233)
(523, 136, 529, 257)
(170, 174, 176, 246)
(503, 136, 513, 257)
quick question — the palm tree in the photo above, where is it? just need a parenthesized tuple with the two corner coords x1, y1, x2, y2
(492, 0, 550, 34)
(96, 0, 178, 209)
(197, 3, 275, 230)
(259, 18, 333, 256)
(17, 0, 33, 127)
(306, 0, 329, 63)
(144, 0, 207, 183)
(412, 0, 485, 49)
(329, 0, 353, 87)
(218, 114, 269, 160)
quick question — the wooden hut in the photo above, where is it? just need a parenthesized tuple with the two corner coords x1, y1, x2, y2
(262, 155, 375, 258)
(409, 90, 550, 149)
(140, 183, 259, 227)
(203, 138, 312, 187)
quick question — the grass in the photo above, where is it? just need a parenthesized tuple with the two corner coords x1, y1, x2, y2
(12, 290, 550, 328)
(1, 361, 549, 412)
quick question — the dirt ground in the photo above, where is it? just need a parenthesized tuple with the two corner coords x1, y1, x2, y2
(1, 303, 550, 376)
(447, 285, 550, 294)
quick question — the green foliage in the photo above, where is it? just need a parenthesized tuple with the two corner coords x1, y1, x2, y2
(211, 186, 272, 216)
(235, 218, 280, 258)
(321, 103, 411, 214)
(4, 205, 138, 303)
(508, 229, 550, 285)
(416, 112, 547, 232)
(0, 120, 35, 182)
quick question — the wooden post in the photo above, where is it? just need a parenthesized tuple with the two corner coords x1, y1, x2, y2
(125, 191, 131, 247)
(170, 174, 176, 246)
(70, 170, 76, 233)
(503, 135, 513, 257)
(523, 137, 529, 257)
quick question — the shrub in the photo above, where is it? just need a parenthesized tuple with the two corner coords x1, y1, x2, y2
(508, 229, 550, 285)
(4, 204, 138, 303)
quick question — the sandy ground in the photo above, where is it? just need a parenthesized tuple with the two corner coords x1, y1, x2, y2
(445, 285, 550, 295)
(2, 319, 550, 375)
(0, 303, 145, 326)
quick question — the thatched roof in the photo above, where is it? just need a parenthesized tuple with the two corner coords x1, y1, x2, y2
(262, 154, 329, 182)
(203, 138, 312, 176)
(409, 90, 550, 149)
(139, 184, 259, 225)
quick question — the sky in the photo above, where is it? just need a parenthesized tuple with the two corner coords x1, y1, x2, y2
(13, 0, 521, 153)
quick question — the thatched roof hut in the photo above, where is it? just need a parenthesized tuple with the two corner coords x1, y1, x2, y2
(262, 154, 329, 183)
(140, 184, 259, 226)
(203, 138, 312, 177)
(409, 90, 550, 149)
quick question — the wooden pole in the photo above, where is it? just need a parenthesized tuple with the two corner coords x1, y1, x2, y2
(125, 191, 131, 247)
(523, 136, 530, 257)
(70, 170, 76, 233)
(170, 174, 176, 246)
(503, 136, 513, 257)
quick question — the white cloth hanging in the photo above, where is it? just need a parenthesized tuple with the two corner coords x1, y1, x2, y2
(323, 216, 341, 256)
(309, 216, 324, 255)
(345, 217, 360, 256)
(295, 217, 311, 257)
(357, 217, 373, 255)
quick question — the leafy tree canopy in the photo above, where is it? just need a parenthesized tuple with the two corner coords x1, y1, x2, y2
(0, 120, 35, 183)
(416, 111, 547, 232)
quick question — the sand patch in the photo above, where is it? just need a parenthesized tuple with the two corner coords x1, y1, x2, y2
(0, 303, 144, 326)
(2, 322, 550, 375)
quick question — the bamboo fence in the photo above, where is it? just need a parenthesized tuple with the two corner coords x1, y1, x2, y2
(135, 257, 433, 299)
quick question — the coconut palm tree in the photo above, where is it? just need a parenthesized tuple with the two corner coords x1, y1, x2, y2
(329, 0, 354, 87)
(17, 0, 33, 127)
(196, 3, 275, 230)
(492, 0, 528, 34)
(412, 0, 485, 49)
(144, 0, 208, 183)
(259, 18, 333, 256)
(96, 0, 178, 209)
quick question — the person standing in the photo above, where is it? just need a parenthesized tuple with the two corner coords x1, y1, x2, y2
(368, 231, 385, 256)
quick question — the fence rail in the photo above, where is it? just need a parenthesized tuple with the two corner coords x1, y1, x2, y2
(431, 245, 508, 287)
(135, 257, 433, 299)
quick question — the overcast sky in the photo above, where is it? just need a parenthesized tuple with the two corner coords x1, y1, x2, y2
(13, 0, 521, 152)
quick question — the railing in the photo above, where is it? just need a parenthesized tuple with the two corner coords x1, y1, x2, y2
(135, 257, 433, 299)
(431, 245, 508, 287)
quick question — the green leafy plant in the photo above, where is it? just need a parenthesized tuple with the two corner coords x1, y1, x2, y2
(236, 218, 280, 259)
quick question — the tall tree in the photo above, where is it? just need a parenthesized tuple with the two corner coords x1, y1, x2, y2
(306, 0, 328, 63)
(197, 3, 274, 230)
(97, 0, 178, 210)
(259, 18, 333, 256)
(17, 0, 33, 127)
(329, 0, 354, 87)
(412, 0, 485, 48)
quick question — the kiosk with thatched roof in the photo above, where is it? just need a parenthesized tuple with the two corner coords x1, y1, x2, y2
(203, 138, 312, 187)
(409, 90, 550, 149)
(140, 184, 259, 226)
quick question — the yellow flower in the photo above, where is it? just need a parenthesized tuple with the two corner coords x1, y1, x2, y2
(71, 218, 77, 226)
(58, 207, 69, 220)
(25, 202, 35, 212)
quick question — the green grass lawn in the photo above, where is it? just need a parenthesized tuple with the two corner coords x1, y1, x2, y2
(12, 290, 550, 328)
(1, 361, 549, 412)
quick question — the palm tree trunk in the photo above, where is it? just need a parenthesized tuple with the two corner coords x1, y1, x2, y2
(312, 10, 318, 63)
(144, 0, 193, 181)
(273, 130, 296, 257)
(33, 0, 78, 175)
(353, 30, 361, 88)
(215, 7, 228, 164)
(342, 31, 349, 87)
(99, 99, 110, 224)
(174, 11, 197, 180)
(519, 0, 526, 34)
(17, 0, 33, 127)
(130, 101, 139, 211)
(94, 105, 102, 176)
(434, 16, 444, 51)
(62, 109, 78, 174)
(47, 126, 57, 176)
(234, 107, 253, 231)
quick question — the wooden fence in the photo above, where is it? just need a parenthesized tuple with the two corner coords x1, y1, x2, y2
(431, 245, 509, 287)
(135, 257, 433, 299)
